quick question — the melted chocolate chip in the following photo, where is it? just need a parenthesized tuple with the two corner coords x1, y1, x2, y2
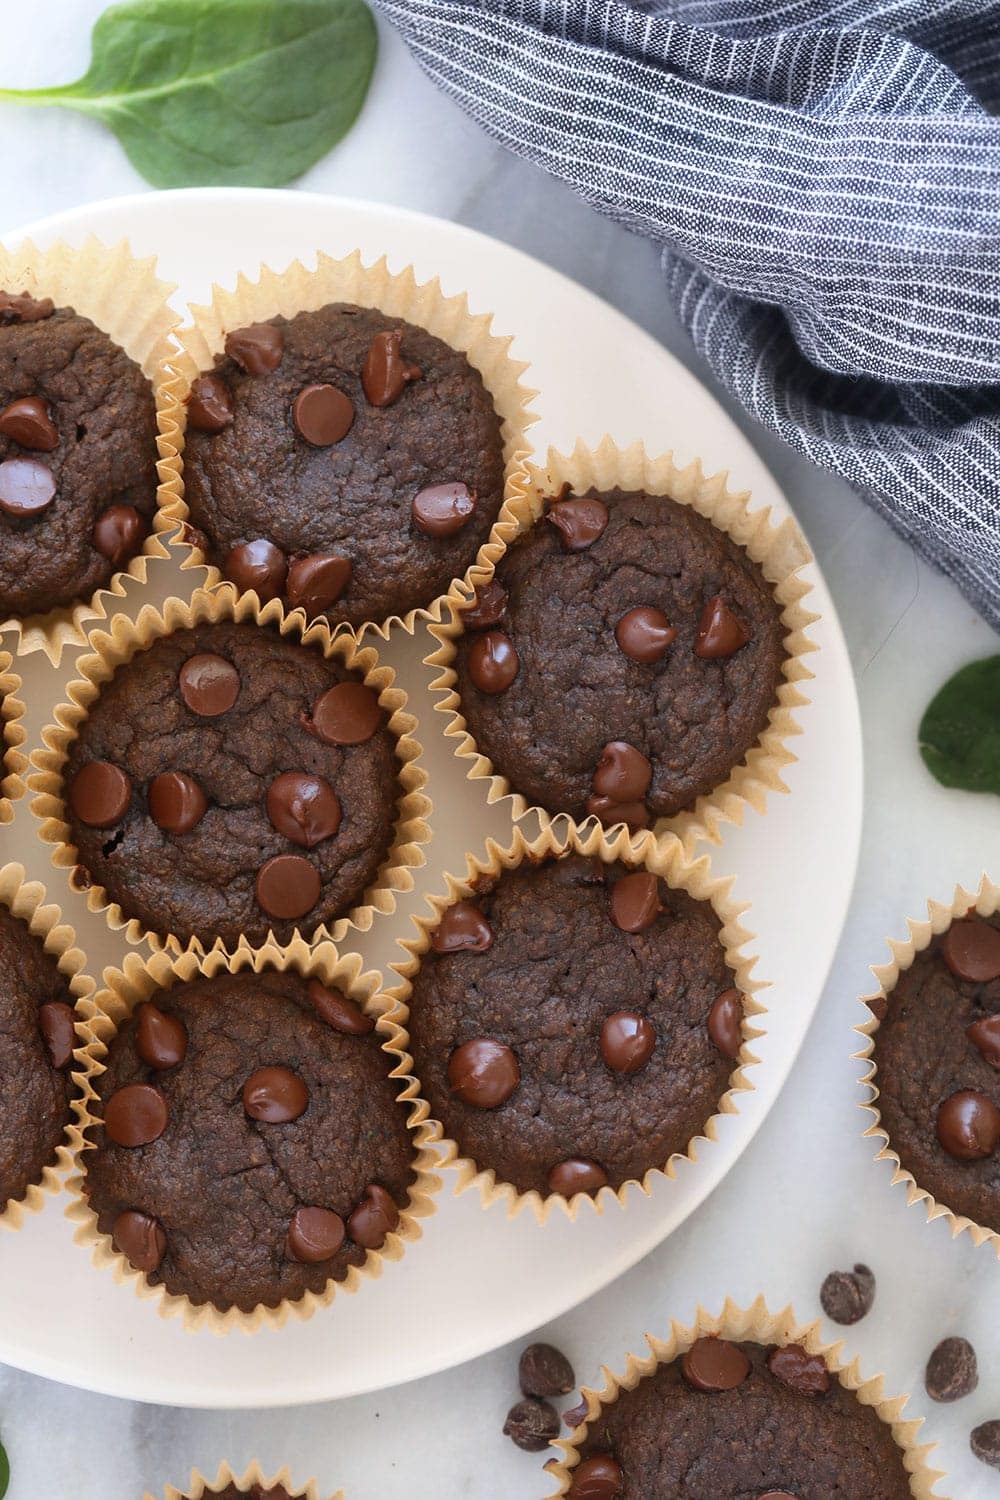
(148, 771, 207, 835)
(135, 1002, 188, 1070)
(942, 917, 1000, 983)
(38, 1001, 76, 1069)
(767, 1344, 830, 1395)
(695, 596, 751, 658)
(266, 771, 341, 848)
(307, 979, 374, 1035)
(178, 653, 240, 716)
(286, 553, 351, 614)
(609, 871, 663, 934)
(104, 1083, 168, 1147)
(362, 328, 422, 407)
(0, 395, 58, 451)
(431, 900, 493, 953)
(708, 989, 744, 1059)
(936, 1090, 1000, 1160)
(285, 1205, 345, 1262)
(293, 383, 354, 445)
(412, 481, 476, 537)
(303, 681, 381, 745)
(600, 1011, 656, 1073)
(547, 1158, 608, 1196)
(568, 1454, 624, 1498)
(682, 1337, 751, 1392)
(0, 456, 56, 517)
(113, 1209, 167, 1273)
(467, 630, 519, 693)
(968, 1014, 1000, 1067)
(254, 854, 321, 921)
(92, 505, 146, 566)
(243, 1065, 309, 1123)
(586, 795, 650, 833)
(69, 760, 131, 828)
(614, 605, 676, 663)
(186, 374, 234, 433)
(224, 538, 288, 601)
(592, 741, 652, 803)
(225, 322, 284, 375)
(461, 580, 507, 629)
(447, 1038, 520, 1107)
(347, 1183, 400, 1248)
(547, 496, 609, 551)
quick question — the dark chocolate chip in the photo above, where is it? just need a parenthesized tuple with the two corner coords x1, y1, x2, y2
(971, 1420, 1000, 1470)
(592, 741, 652, 803)
(586, 795, 649, 833)
(562, 1398, 589, 1430)
(223, 538, 288, 601)
(243, 1065, 308, 1123)
(104, 1083, 168, 1147)
(293, 383, 354, 445)
(503, 1397, 559, 1452)
(307, 979, 374, 1035)
(695, 595, 750, 658)
(968, 1014, 1000, 1067)
(92, 504, 146, 566)
(412, 481, 476, 537)
(186, 374, 234, 433)
(925, 1336, 978, 1403)
(547, 1158, 608, 1197)
(767, 1344, 830, 1395)
(600, 1011, 656, 1073)
(178, 653, 240, 716)
(519, 1342, 575, 1398)
(708, 988, 744, 1060)
(820, 1264, 875, 1325)
(135, 1002, 188, 1070)
(936, 1090, 1000, 1160)
(285, 1205, 345, 1263)
(38, 1001, 76, 1069)
(266, 771, 341, 848)
(0, 395, 58, 451)
(682, 1337, 751, 1392)
(348, 1184, 400, 1249)
(113, 1209, 167, 1273)
(0, 456, 56, 517)
(225, 322, 284, 375)
(69, 760, 131, 828)
(568, 1454, 624, 1498)
(609, 871, 663, 934)
(547, 497, 608, 551)
(362, 328, 422, 407)
(303, 681, 381, 745)
(0, 291, 54, 324)
(467, 629, 519, 694)
(447, 1038, 519, 1108)
(942, 917, 1000, 983)
(254, 854, 321, 921)
(148, 771, 207, 835)
(614, 606, 676, 663)
(431, 900, 493, 954)
(286, 553, 351, 614)
(461, 580, 507, 630)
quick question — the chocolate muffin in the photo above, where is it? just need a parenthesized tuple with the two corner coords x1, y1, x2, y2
(406, 854, 744, 1198)
(570, 1337, 912, 1498)
(63, 620, 400, 947)
(0, 290, 158, 618)
(0, 905, 76, 1212)
(198, 1489, 294, 1500)
(872, 909, 1000, 1232)
(84, 969, 416, 1312)
(182, 303, 506, 628)
(454, 487, 786, 826)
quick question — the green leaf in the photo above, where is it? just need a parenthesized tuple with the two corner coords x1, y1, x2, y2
(919, 655, 1000, 795)
(0, 1435, 8, 1500)
(0, 0, 377, 188)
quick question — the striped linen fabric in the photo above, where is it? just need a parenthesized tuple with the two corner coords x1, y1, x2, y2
(375, 0, 1000, 624)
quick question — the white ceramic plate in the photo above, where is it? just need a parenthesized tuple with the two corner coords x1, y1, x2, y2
(0, 189, 861, 1407)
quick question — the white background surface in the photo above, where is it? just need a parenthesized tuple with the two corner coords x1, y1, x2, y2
(0, 4, 998, 1497)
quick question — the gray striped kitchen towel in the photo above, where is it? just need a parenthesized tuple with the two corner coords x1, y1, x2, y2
(376, 0, 1000, 625)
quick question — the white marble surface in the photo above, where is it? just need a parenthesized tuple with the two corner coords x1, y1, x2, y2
(1, 4, 999, 1497)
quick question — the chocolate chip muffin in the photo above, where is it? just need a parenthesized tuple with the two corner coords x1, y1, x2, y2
(406, 854, 744, 1198)
(63, 620, 400, 947)
(182, 303, 506, 628)
(0, 290, 158, 618)
(84, 969, 416, 1312)
(0, 905, 76, 1212)
(454, 487, 786, 828)
(872, 910, 1000, 1232)
(569, 1338, 912, 1498)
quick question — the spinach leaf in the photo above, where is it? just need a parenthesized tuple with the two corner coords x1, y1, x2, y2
(919, 655, 1000, 795)
(0, 1435, 8, 1500)
(0, 0, 377, 188)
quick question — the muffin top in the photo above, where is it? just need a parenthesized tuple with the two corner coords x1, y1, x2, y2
(64, 621, 400, 948)
(182, 303, 506, 629)
(0, 293, 158, 618)
(0, 904, 76, 1212)
(454, 487, 786, 825)
(84, 969, 416, 1312)
(873, 910, 1000, 1232)
(406, 854, 742, 1198)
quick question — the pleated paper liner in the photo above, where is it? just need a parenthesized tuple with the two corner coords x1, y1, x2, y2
(544, 1296, 946, 1499)
(378, 815, 765, 1225)
(147, 1460, 342, 1500)
(28, 580, 431, 957)
(425, 438, 818, 853)
(0, 237, 181, 663)
(68, 937, 440, 1334)
(157, 249, 538, 640)
(855, 872, 1000, 1257)
(0, 861, 93, 1232)
(0, 643, 26, 824)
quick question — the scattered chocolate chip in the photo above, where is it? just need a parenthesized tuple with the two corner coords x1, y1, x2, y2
(243, 1065, 309, 1123)
(586, 795, 649, 833)
(925, 1336, 978, 1403)
(431, 900, 493, 954)
(547, 1158, 608, 1196)
(968, 1014, 1000, 1067)
(38, 1001, 76, 1069)
(113, 1209, 167, 1273)
(362, 328, 422, 407)
(942, 917, 1000, 983)
(694, 596, 750, 659)
(820, 1264, 875, 1325)
(293, 383, 354, 445)
(568, 1453, 624, 1497)
(412, 480, 476, 537)
(592, 741, 652, 804)
(547, 496, 609, 551)
(286, 553, 351, 614)
(69, 759, 131, 828)
(223, 538, 288, 601)
(285, 1205, 345, 1263)
(348, 1184, 400, 1249)
(225, 322, 284, 375)
(767, 1344, 830, 1395)
(307, 979, 374, 1035)
(104, 1082, 168, 1147)
(503, 1397, 559, 1452)
(447, 1038, 520, 1108)
(0, 291, 54, 324)
(614, 606, 676, 663)
(148, 771, 207, 835)
(708, 988, 744, 1059)
(92, 504, 146, 566)
(254, 854, 321, 921)
(609, 871, 663, 934)
(600, 1011, 656, 1073)
(461, 580, 507, 629)
(0, 395, 58, 451)
(971, 1420, 1000, 1471)
(519, 1342, 575, 1398)
(303, 681, 381, 745)
(936, 1090, 1000, 1160)
(186, 374, 234, 433)
(135, 1002, 188, 1070)
(467, 629, 519, 694)
(563, 1397, 589, 1430)
(682, 1337, 751, 1392)
(0, 455, 56, 517)
(178, 652, 240, 716)
(266, 771, 341, 848)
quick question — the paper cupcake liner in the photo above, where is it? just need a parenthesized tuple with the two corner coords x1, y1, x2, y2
(0, 237, 181, 663)
(0, 644, 26, 824)
(28, 581, 431, 956)
(147, 1459, 342, 1500)
(855, 873, 1000, 1257)
(545, 1295, 945, 1498)
(0, 860, 93, 1231)
(158, 248, 538, 640)
(378, 815, 765, 1224)
(68, 937, 441, 1334)
(426, 437, 818, 853)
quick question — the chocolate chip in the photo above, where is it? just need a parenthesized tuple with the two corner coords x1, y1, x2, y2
(134, 1002, 187, 1070)
(820, 1264, 875, 1325)
(0, 395, 58, 451)
(971, 1420, 1000, 1470)
(362, 328, 422, 407)
(708, 988, 744, 1060)
(694, 596, 750, 659)
(178, 653, 240, 716)
(225, 322, 284, 375)
(586, 795, 649, 833)
(547, 496, 609, 551)
(186, 374, 234, 433)
(307, 979, 374, 1035)
(936, 1090, 1000, 1160)
(223, 538, 288, 601)
(461, 580, 507, 629)
(243, 1065, 309, 1123)
(254, 854, 321, 920)
(519, 1342, 575, 1398)
(614, 606, 676, 663)
(0, 456, 56, 517)
(293, 383, 354, 445)
(682, 1337, 751, 1392)
(592, 741, 652, 804)
(503, 1397, 559, 1452)
(563, 1397, 589, 1430)
(447, 1038, 520, 1108)
(968, 1014, 1000, 1066)
(547, 1158, 608, 1196)
(609, 871, 663, 934)
(148, 771, 207, 835)
(38, 1001, 76, 1069)
(925, 1336, 978, 1403)
(303, 681, 381, 745)
(286, 553, 351, 614)
(431, 900, 493, 953)
(285, 1205, 345, 1263)
(0, 291, 54, 324)
(600, 1011, 655, 1073)
(412, 481, 476, 537)
(113, 1209, 167, 1273)
(104, 1082, 168, 1147)
(348, 1183, 400, 1249)
(943, 917, 1000, 983)
(568, 1454, 623, 1498)
(767, 1344, 830, 1395)
(467, 630, 519, 693)
(266, 771, 341, 848)
(69, 760, 131, 828)
(92, 504, 146, 566)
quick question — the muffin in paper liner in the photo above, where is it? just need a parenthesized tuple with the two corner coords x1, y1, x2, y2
(145, 1460, 342, 1500)
(28, 580, 431, 956)
(157, 248, 538, 639)
(67, 936, 441, 1334)
(0, 643, 26, 823)
(855, 872, 1000, 1257)
(544, 1295, 946, 1498)
(0, 237, 181, 663)
(425, 437, 818, 853)
(0, 860, 93, 1231)
(377, 815, 765, 1224)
